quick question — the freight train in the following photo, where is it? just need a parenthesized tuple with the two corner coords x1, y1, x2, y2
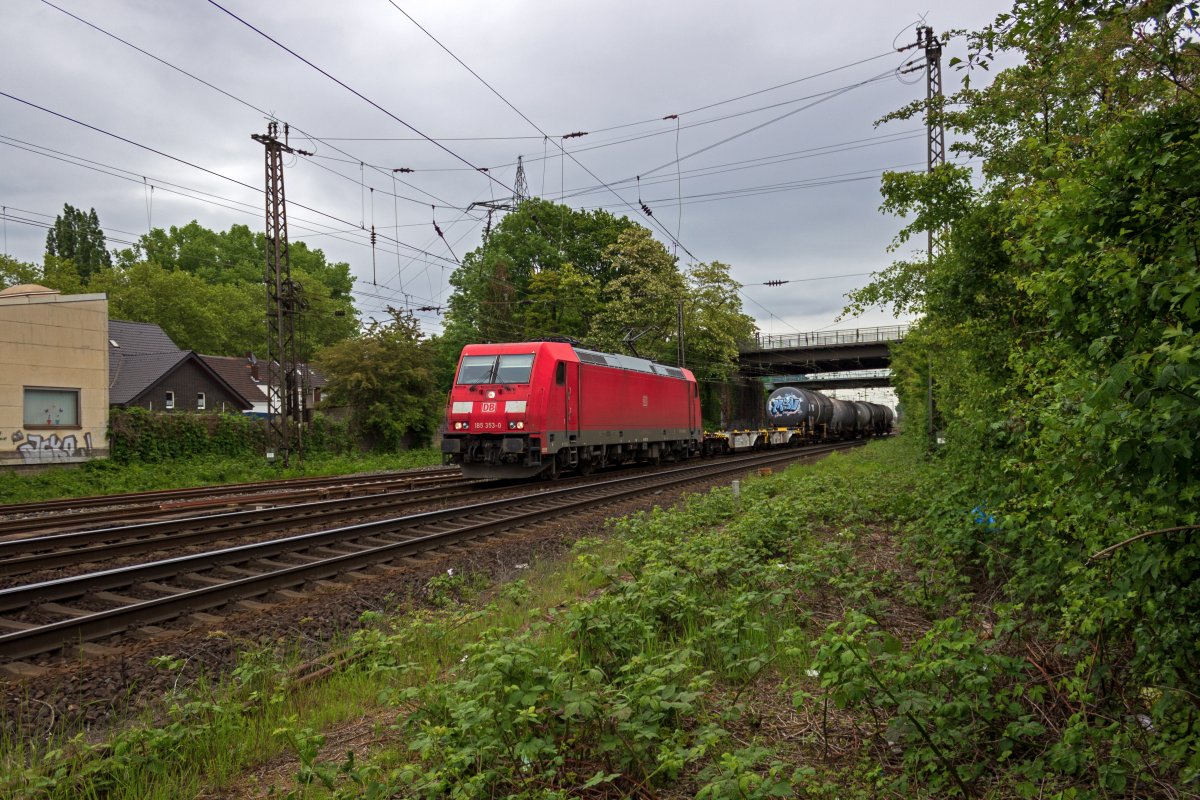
(441, 341, 892, 480)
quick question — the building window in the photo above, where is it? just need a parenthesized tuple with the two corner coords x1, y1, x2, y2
(23, 387, 80, 428)
(165, 391, 175, 410)
(197, 392, 206, 411)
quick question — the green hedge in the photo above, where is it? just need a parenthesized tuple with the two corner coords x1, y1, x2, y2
(107, 408, 355, 463)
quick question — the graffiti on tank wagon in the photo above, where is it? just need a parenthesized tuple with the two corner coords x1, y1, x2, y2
(767, 392, 803, 418)
(15, 432, 94, 464)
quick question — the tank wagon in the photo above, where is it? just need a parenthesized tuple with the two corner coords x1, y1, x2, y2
(765, 386, 893, 438)
(441, 343, 893, 479)
(441, 341, 702, 479)
(699, 387, 893, 454)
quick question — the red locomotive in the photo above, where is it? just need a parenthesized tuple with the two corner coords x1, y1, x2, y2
(441, 341, 702, 479)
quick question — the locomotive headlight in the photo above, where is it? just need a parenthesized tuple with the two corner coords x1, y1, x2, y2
(508, 421, 515, 429)
(516, 421, 524, 429)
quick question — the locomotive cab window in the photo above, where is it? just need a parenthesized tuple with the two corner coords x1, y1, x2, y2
(456, 354, 535, 384)
(495, 354, 534, 384)
(555, 362, 566, 385)
(456, 355, 497, 384)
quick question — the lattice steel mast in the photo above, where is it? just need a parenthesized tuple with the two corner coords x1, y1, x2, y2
(471, 155, 530, 236)
(899, 25, 946, 446)
(900, 25, 947, 257)
(252, 122, 310, 465)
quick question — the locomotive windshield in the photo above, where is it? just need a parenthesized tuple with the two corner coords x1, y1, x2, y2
(456, 355, 496, 384)
(456, 353, 535, 385)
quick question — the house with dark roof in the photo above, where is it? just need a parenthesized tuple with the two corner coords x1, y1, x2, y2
(198, 354, 270, 416)
(108, 321, 251, 413)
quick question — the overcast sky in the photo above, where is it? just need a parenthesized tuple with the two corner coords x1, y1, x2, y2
(1, 0, 1007, 339)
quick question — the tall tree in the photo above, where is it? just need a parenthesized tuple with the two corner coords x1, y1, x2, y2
(442, 198, 634, 352)
(683, 260, 757, 383)
(314, 309, 441, 449)
(90, 260, 262, 355)
(109, 221, 358, 357)
(587, 226, 686, 363)
(45, 204, 112, 281)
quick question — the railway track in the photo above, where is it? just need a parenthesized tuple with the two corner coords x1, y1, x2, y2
(0, 467, 466, 538)
(0, 441, 859, 662)
(0, 479, 494, 581)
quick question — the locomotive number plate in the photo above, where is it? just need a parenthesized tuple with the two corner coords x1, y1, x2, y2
(477, 422, 503, 430)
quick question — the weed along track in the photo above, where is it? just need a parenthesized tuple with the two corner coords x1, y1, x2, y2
(0, 442, 857, 666)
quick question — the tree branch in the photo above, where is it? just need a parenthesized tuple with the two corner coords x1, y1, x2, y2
(1088, 525, 1200, 562)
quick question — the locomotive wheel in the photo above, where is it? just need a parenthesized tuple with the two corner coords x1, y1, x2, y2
(578, 458, 593, 476)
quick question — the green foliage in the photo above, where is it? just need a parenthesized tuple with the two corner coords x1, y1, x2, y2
(302, 413, 356, 456)
(91, 260, 264, 356)
(813, 612, 1041, 796)
(0, 254, 42, 289)
(8, 658, 261, 799)
(375, 444, 916, 798)
(44, 204, 112, 281)
(107, 407, 265, 463)
(684, 260, 758, 383)
(104, 221, 358, 357)
(314, 309, 442, 450)
(101, 407, 353, 465)
(441, 198, 635, 351)
(845, 2, 1200, 794)
(587, 226, 688, 362)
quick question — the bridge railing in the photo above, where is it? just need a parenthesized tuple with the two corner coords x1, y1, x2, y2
(764, 369, 892, 384)
(743, 324, 909, 351)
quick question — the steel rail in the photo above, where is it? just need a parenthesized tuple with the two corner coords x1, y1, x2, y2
(0, 480, 485, 578)
(0, 469, 466, 538)
(0, 447, 800, 573)
(0, 467, 463, 518)
(0, 442, 859, 660)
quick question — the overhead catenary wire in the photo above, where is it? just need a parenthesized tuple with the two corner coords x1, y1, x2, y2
(300, 48, 898, 144)
(206, 0, 518, 198)
(0, 134, 459, 253)
(384, 1, 701, 262)
(38, 0, 458, 210)
(0, 92, 463, 269)
(556, 130, 925, 201)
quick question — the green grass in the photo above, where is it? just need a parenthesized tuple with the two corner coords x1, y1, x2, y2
(0, 449, 442, 506)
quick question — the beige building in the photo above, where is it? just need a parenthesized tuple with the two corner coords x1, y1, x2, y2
(0, 285, 109, 466)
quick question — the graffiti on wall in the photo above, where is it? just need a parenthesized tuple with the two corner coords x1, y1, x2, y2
(13, 431, 94, 464)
